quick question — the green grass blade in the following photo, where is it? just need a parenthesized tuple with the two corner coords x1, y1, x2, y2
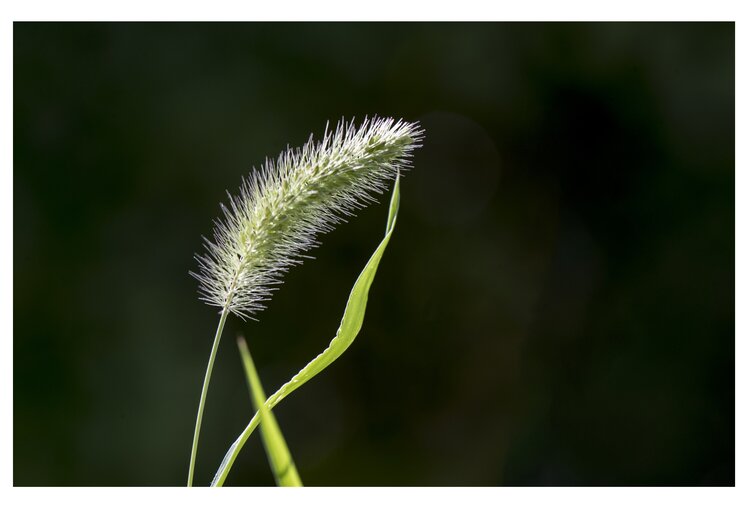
(211, 175, 401, 487)
(237, 335, 303, 487)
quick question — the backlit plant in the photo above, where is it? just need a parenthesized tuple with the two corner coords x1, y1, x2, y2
(187, 117, 422, 486)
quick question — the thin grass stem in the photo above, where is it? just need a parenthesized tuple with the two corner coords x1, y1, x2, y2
(187, 304, 231, 486)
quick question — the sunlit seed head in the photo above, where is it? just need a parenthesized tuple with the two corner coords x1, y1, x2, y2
(191, 116, 423, 320)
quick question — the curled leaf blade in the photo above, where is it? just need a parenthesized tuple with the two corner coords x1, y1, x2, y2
(212, 176, 401, 486)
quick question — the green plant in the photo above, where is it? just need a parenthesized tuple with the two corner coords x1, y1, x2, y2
(188, 117, 422, 486)
(237, 335, 302, 487)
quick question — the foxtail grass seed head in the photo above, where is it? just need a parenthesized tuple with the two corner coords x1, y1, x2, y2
(192, 117, 423, 320)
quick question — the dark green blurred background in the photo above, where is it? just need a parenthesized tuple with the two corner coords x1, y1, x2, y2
(14, 22, 734, 486)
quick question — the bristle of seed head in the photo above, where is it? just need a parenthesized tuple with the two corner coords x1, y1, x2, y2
(191, 116, 423, 320)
